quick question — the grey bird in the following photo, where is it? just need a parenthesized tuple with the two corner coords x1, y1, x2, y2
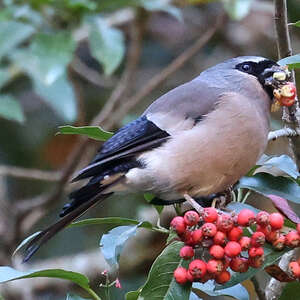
(23, 56, 290, 261)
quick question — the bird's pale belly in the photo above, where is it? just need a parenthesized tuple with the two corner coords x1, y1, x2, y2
(126, 95, 269, 200)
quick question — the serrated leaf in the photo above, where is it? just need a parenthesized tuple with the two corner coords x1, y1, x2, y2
(0, 21, 34, 59)
(58, 125, 113, 141)
(193, 281, 249, 300)
(0, 267, 90, 290)
(0, 95, 25, 123)
(137, 241, 191, 300)
(66, 293, 90, 300)
(100, 224, 139, 268)
(256, 154, 299, 179)
(238, 173, 300, 204)
(12, 231, 42, 257)
(70, 217, 153, 230)
(11, 32, 75, 85)
(222, 0, 253, 21)
(278, 54, 300, 69)
(34, 73, 77, 122)
(88, 17, 125, 75)
(216, 244, 290, 289)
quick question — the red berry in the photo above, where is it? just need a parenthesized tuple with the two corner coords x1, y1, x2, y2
(213, 231, 227, 246)
(174, 267, 188, 284)
(269, 213, 284, 230)
(285, 231, 300, 248)
(256, 224, 271, 237)
(297, 223, 300, 235)
(237, 209, 255, 227)
(188, 259, 207, 279)
(239, 236, 251, 251)
(181, 229, 194, 245)
(248, 247, 264, 258)
(222, 256, 231, 269)
(251, 231, 265, 247)
(180, 246, 195, 259)
(256, 211, 270, 226)
(202, 223, 217, 237)
(203, 207, 218, 223)
(224, 241, 241, 258)
(170, 216, 186, 235)
(230, 257, 249, 273)
(199, 272, 215, 283)
(217, 214, 234, 232)
(272, 234, 286, 251)
(266, 229, 280, 243)
(228, 226, 243, 241)
(215, 270, 231, 284)
(248, 255, 264, 268)
(191, 229, 203, 245)
(210, 245, 225, 259)
(206, 259, 224, 274)
(184, 211, 200, 226)
(289, 262, 300, 278)
(186, 271, 194, 282)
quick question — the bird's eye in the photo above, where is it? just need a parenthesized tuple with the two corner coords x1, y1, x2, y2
(242, 64, 251, 72)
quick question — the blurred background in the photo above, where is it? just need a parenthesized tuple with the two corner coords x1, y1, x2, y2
(0, 0, 299, 299)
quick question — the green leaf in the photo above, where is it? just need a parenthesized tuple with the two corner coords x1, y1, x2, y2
(216, 244, 290, 289)
(193, 281, 249, 300)
(88, 17, 125, 75)
(222, 0, 253, 21)
(100, 224, 139, 268)
(0, 21, 34, 60)
(278, 54, 300, 69)
(66, 293, 90, 300)
(140, 0, 183, 22)
(58, 125, 113, 141)
(238, 173, 300, 204)
(12, 231, 42, 257)
(256, 154, 299, 179)
(70, 217, 153, 230)
(226, 202, 260, 214)
(290, 20, 300, 27)
(279, 281, 300, 300)
(137, 241, 191, 300)
(0, 95, 25, 123)
(11, 31, 76, 85)
(0, 267, 90, 290)
(0, 68, 11, 89)
(126, 290, 141, 300)
(34, 73, 77, 122)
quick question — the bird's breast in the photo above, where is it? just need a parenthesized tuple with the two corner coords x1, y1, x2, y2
(126, 92, 270, 199)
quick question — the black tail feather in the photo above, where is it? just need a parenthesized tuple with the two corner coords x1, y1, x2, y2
(23, 192, 112, 262)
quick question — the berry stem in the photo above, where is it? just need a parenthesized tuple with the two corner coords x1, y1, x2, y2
(241, 190, 251, 204)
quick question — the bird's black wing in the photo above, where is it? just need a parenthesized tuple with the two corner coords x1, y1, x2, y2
(71, 115, 170, 182)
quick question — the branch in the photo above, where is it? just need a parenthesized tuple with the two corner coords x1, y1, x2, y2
(0, 166, 61, 181)
(268, 128, 299, 141)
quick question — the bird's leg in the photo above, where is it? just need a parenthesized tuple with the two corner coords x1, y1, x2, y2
(183, 193, 203, 213)
(211, 186, 234, 212)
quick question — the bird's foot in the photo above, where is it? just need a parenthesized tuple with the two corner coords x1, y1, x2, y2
(183, 193, 204, 213)
(211, 187, 234, 211)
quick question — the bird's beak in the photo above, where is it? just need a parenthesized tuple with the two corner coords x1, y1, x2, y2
(261, 65, 292, 87)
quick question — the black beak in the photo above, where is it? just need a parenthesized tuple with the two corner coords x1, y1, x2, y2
(260, 65, 291, 87)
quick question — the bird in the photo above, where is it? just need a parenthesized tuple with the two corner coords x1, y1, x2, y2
(23, 56, 291, 262)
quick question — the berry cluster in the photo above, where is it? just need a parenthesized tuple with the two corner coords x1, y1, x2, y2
(171, 208, 300, 285)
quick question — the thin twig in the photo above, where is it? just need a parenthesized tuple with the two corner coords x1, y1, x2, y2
(251, 276, 267, 300)
(268, 128, 299, 141)
(0, 166, 61, 181)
